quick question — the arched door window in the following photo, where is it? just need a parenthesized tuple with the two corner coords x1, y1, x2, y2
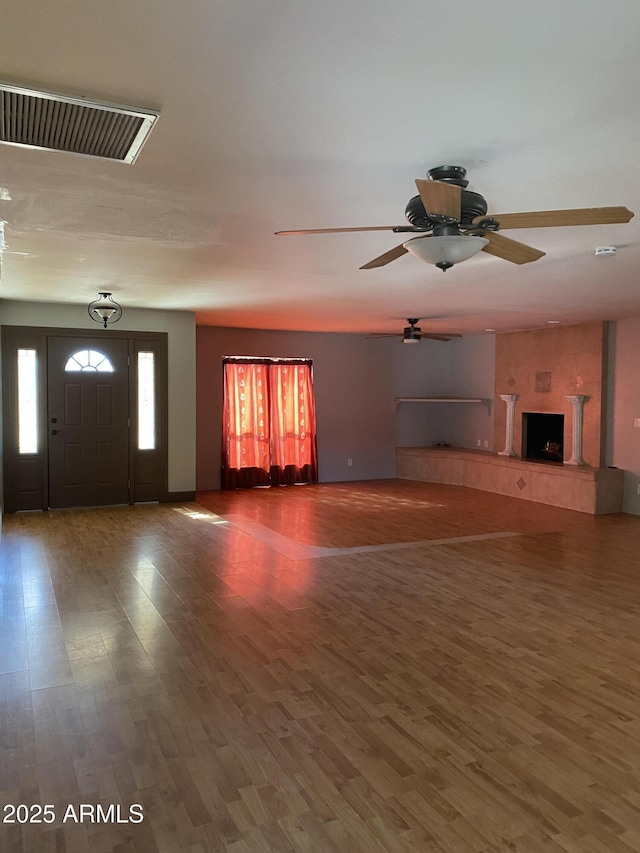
(64, 349, 114, 372)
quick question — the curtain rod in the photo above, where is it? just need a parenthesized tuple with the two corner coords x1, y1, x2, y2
(222, 356, 312, 365)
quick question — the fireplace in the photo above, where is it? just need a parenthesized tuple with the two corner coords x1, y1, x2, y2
(522, 412, 564, 463)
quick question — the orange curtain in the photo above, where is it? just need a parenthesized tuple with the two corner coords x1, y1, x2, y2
(222, 361, 271, 488)
(269, 362, 317, 486)
(222, 358, 317, 489)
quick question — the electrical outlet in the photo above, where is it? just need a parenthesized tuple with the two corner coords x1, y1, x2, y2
(635, 418, 640, 428)
(476, 439, 481, 447)
(484, 440, 489, 448)
(347, 458, 353, 467)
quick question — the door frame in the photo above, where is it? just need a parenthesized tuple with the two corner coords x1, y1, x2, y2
(1, 325, 169, 512)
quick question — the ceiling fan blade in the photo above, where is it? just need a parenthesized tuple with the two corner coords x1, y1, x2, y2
(360, 243, 409, 270)
(476, 207, 634, 230)
(421, 333, 462, 341)
(367, 332, 460, 341)
(479, 231, 545, 264)
(415, 179, 461, 220)
(275, 225, 406, 236)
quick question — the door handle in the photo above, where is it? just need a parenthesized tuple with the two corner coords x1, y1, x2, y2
(50, 429, 58, 435)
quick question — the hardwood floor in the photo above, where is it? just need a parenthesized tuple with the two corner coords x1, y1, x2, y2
(2, 480, 640, 851)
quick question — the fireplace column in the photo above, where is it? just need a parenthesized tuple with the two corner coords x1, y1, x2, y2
(498, 394, 518, 457)
(565, 395, 586, 466)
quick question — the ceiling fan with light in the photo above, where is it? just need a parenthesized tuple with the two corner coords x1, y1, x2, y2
(276, 165, 634, 271)
(368, 319, 461, 344)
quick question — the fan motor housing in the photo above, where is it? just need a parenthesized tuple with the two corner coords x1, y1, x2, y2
(405, 190, 488, 229)
(403, 325, 421, 342)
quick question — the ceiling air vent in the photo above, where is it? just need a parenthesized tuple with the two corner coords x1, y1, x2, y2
(0, 83, 159, 164)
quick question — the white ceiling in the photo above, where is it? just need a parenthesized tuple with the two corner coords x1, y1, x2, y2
(1, 0, 640, 337)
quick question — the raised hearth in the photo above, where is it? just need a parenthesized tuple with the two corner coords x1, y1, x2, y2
(396, 446, 623, 515)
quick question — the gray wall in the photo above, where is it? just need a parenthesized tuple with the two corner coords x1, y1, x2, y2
(389, 335, 452, 448)
(196, 326, 453, 489)
(393, 333, 495, 451)
(197, 319, 640, 514)
(0, 326, 3, 523)
(3, 298, 639, 513)
(0, 300, 196, 493)
(447, 334, 495, 450)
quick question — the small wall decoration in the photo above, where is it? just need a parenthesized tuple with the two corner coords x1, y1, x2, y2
(535, 371, 551, 393)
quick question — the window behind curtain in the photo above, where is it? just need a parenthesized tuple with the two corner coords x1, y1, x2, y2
(222, 357, 317, 489)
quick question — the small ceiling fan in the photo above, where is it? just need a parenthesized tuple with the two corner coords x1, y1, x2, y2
(368, 319, 461, 344)
(276, 165, 634, 271)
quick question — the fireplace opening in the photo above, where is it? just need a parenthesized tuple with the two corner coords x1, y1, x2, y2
(522, 412, 564, 463)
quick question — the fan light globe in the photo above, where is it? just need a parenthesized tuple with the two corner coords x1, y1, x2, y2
(403, 234, 489, 271)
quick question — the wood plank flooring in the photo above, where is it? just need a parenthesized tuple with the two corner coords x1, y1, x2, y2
(2, 479, 640, 851)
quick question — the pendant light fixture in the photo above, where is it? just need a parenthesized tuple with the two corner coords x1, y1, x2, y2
(88, 292, 122, 328)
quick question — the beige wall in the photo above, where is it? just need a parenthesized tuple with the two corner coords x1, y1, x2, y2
(493, 323, 606, 467)
(609, 317, 640, 513)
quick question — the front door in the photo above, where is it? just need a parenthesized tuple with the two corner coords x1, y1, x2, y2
(47, 336, 130, 508)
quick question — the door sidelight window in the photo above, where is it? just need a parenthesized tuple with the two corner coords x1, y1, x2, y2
(17, 348, 38, 454)
(137, 351, 155, 450)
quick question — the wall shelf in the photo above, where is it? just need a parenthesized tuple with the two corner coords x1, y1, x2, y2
(394, 397, 484, 402)
(394, 396, 490, 411)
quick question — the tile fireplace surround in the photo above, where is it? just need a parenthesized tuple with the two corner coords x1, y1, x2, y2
(493, 322, 606, 467)
(395, 322, 624, 514)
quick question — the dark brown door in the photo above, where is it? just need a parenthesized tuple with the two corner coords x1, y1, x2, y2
(47, 336, 130, 508)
